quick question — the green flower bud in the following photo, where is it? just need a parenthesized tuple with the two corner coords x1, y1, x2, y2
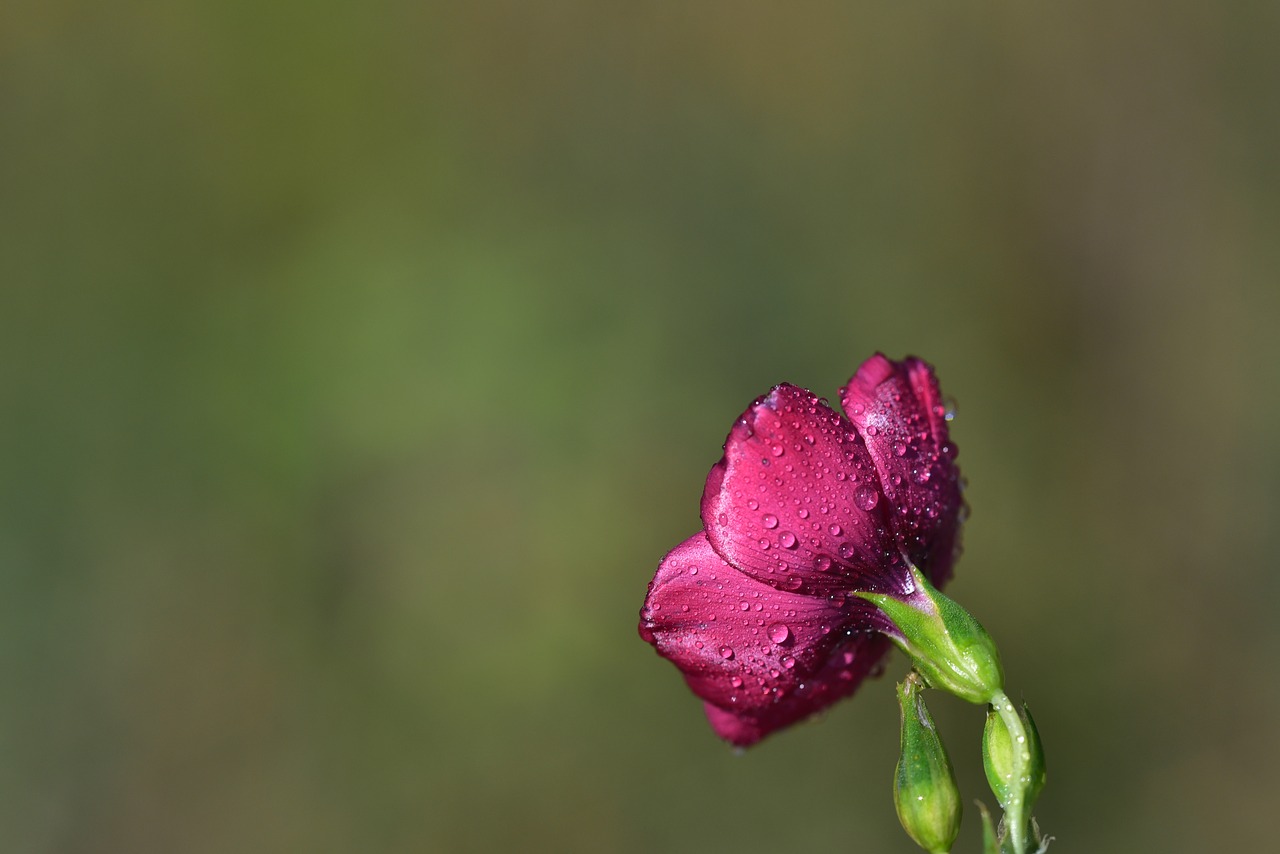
(894, 673, 962, 853)
(983, 695, 1047, 854)
(858, 563, 1004, 704)
(982, 699, 1046, 815)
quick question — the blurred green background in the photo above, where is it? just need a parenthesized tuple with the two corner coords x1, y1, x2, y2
(3, 2, 1278, 852)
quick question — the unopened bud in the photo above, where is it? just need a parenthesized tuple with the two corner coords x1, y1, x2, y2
(983, 698, 1046, 814)
(893, 673, 962, 853)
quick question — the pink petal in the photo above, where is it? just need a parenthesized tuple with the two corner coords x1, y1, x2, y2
(838, 355, 963, 586)
(700, 384, 905, 598)
(639, 532, 892, 746)
(700, 631, 891, 747)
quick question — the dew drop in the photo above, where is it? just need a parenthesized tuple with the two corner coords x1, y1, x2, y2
(730, 676, 743, 688)
(814, 555, 833, 572)
(854, 485, 880, 511)
(719, 645, 735, 659)
(758, 538, 771, 550)
(781, 655, 796, 670)
(828, 523, 842, 536)
(837, 542, 855, 560)
(768, 623, 790, 644)
(747, 499, 759, 511)
(739, 601, 750, 611)
(762, 513, 779, 529)
(778, 531, 798, 549)
(892, 440, 907, 457)
(770, 444, 784, 457)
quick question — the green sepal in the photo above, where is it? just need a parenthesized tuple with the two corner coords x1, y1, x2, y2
(977, 801, 1002, 854)
(893, 673, 962, 853)
(1022, 703, 1047, 811)
(857, 564, 1004, 704)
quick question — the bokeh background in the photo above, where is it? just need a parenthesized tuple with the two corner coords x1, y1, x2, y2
(3, 2, 1278, 852)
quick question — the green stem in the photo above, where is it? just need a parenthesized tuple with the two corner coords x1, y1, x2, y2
(989, 690, 1031, 854)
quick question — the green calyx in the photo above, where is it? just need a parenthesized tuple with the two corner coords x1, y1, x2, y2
(857, 563, 1004, 705)
(893, 673, 962, 854)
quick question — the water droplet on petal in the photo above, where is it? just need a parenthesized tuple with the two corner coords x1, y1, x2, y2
(814, 555, 833, 572)
(828, 524, 842, 536)
(762, 513, 778, 529)
(854, 485, 880, 511)
(747, 499, 759, 511)
(730, 676, 743, 688)
(778, 531, 798, 549)
(768, 623, 791, 644)
(892, 440, 908, 457)
(719, 646, 735, 659)
(739, 601, 750, 611)
(781, 655, 796, 669)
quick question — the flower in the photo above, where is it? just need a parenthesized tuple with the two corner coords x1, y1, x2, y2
(638, 354, 964, 746)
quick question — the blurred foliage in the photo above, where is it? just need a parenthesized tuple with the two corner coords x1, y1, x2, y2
(2, 2, 1278, 852)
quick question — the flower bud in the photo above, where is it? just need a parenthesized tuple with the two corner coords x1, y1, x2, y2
(893, 674, 962, 853)
(983, 698, 1046, 814)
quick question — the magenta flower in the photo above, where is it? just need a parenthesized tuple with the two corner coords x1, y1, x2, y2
(638, 354, 964, 747)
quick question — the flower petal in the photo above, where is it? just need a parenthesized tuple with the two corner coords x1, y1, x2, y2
(838, 355, 963, 586)
(699, 630, 891, 747)
(639, 532, 892, 746)
(700, 384, 904, 597)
